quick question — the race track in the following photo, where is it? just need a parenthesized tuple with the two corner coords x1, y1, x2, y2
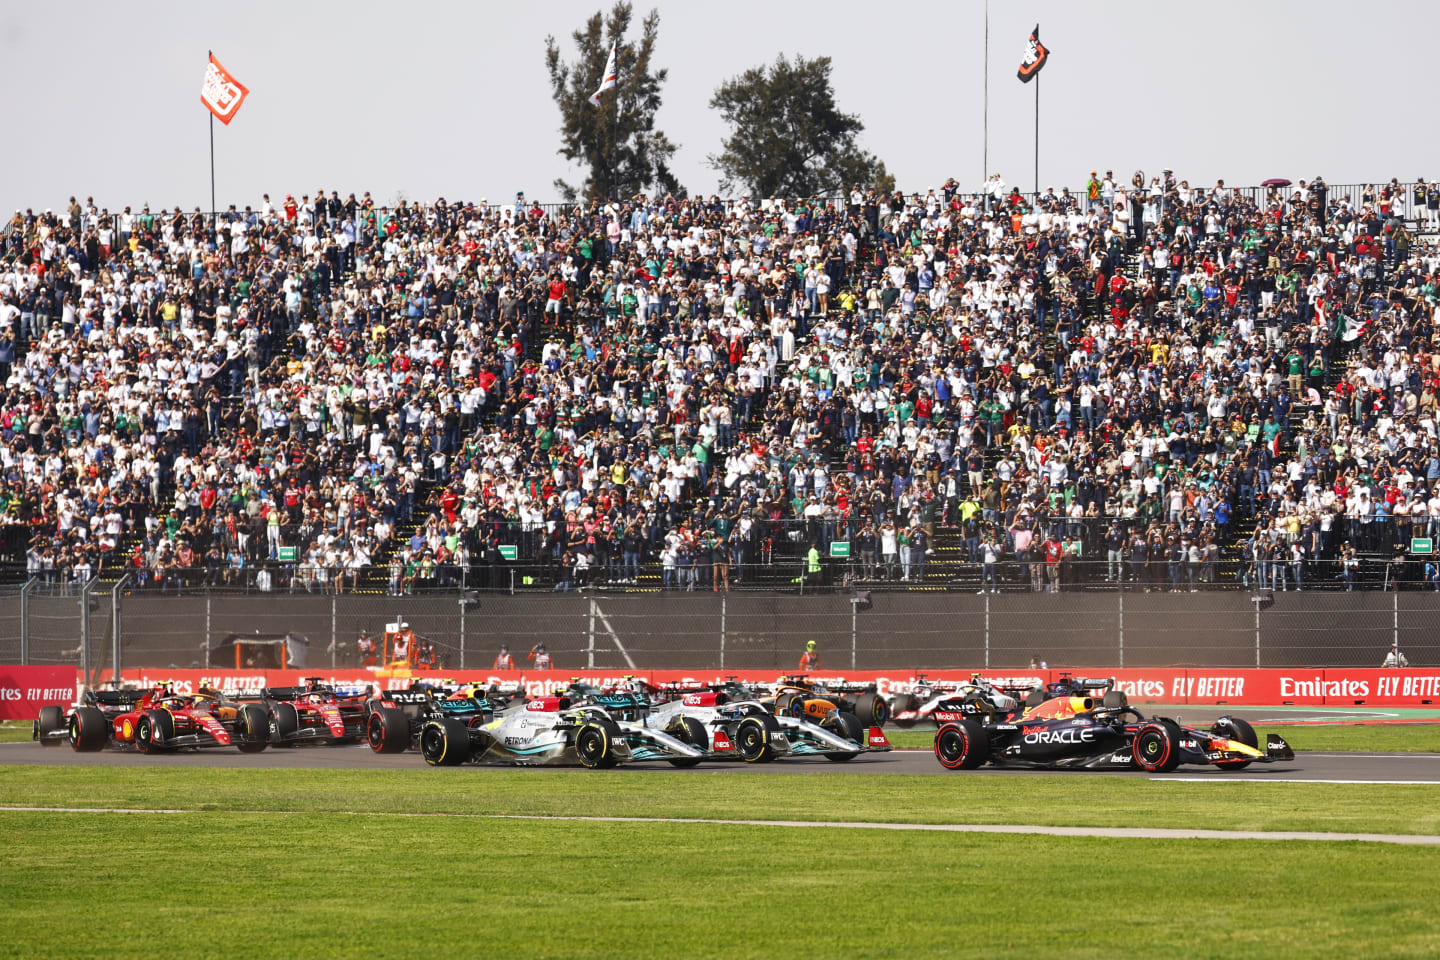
(5, 742, 1438, 782)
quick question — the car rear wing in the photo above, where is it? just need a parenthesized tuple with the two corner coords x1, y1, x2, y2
(86, 689, 148, 708)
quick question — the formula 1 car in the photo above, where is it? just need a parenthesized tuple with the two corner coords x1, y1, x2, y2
(648, 689, 891, 763)
(932, 682, 1294, 772)
(417, 693, 702, 768)
(768, 676, 891, 727)
(245, 678, 370, 746)
(364, 683, 495, 754)
(43, 683, 266, 754)
(888, 673, 1021, 727)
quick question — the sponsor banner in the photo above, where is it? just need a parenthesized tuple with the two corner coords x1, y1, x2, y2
(100, 667, 1440, 707)
(0, 667, 80, 721)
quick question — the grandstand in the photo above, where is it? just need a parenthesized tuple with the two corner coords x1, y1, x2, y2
(2, 173, 1438, 600)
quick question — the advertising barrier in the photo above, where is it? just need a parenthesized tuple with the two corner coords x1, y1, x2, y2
(0, 666, 81, 720)
(100, 667, 1440, 707)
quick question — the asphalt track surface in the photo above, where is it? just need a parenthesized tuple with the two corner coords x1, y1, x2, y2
(5, 742, 1439, 782)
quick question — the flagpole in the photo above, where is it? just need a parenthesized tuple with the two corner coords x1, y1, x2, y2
(1034, 73, 1039, 195)
(209, 50, 217, 236)
(982, 0, 988, 192)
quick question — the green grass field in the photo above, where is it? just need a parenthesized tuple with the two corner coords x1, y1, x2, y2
(3, 808, 1438, 960)
(6, 720, 1440, 959)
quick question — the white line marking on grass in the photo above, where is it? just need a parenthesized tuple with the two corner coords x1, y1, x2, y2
(3, 807, 1438, 845)
(1303, 753, 1440, 760)
(1153, 778, 1439, 785)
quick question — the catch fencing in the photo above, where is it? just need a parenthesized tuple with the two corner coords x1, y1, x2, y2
(0, 582, 1433, 676)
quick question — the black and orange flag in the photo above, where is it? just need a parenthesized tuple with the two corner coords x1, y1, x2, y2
(1017, 25, 1048, 83)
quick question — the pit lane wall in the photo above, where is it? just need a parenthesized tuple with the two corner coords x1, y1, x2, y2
(5, 667, 1427, 719)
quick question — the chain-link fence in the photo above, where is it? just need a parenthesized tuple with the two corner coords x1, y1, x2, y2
(1, 581, 1431, 675)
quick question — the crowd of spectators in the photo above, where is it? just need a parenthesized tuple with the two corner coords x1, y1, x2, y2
(3, 168, 1439, 594)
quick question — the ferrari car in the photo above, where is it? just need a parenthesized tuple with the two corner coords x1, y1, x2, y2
(247, 678, 370, 745)
(648, 688, 891, 763)
(932, 682, 1294, 772)
(417, 693, 702, 768)
(45, 683, 269, 754)
(768, 676, 891, 727)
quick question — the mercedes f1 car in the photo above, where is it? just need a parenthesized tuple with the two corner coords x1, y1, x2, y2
(648, 689, 891, 763)
(932, 679, 1294, 772)
(418, 693, 703, 768)
(365, 683, 495, 754)
(39, 683, 265, 753)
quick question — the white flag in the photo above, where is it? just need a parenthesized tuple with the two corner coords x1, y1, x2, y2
(589, 42, 617, 106)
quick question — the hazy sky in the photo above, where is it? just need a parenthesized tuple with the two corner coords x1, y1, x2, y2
(4, 0, 1438, 215)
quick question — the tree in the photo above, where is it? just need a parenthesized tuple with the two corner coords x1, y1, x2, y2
(709, 54, 893, 200)
(545, 3, 682, 203)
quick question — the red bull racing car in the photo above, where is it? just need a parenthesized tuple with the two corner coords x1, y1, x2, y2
(933, 676, 1294, 772)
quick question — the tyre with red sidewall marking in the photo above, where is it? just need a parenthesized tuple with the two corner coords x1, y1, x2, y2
(934, 718, 989, 770)
(1132, 720, 1181, 772)
(368, 707, 410, 754)
(136, 710, 175, 754)
(68, 706, 108, 752)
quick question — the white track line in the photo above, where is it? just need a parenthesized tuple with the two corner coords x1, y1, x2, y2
(2, 807, 1437, 845)
(1153, 778, 1438, 785)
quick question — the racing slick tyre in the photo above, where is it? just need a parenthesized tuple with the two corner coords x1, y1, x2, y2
(368, 708, 411, 754)
(135, 710, 175, 755)
(68, 706, 108, 752)
(888, 694, 918, 727)
(666, 716, 707, 767)
(234, 704, 271, 753)
(935, 719, 990, 770)
(775, 693, 807, 719)
(1132, 720, 1183, 773)
(419, 718, 471, 766)
(734, 714, 780, 763)
(36, 706, 65, 746)
(576, 717, 622, 769)
(849, 692, 889, 727)
(824, 710, 865, 761)
(1210, 716, 1258, 770)
(271, 702, 300, 744)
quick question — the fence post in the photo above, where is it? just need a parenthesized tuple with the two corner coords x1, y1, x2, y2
(330, 595, 337, 670)
(1393, 590, 1399, 649)
(79, 577, 92, 684)
(204, 595, 212, 669)
(1117, 591, 1124, 668)
(111, 575, 129, 684)
(19, 577, 34, 665)
(1251, 594, 1262, 667)
(587, 598, 596, 669)
(719, 594, 725, 671)
(984, 591, 990, 669)
(850, 595, 858, 670)
(459, 593, 467, 673)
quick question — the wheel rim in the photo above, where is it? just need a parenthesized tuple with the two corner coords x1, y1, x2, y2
(368, 716, 384, 749)
(740, 724, 761, 756)
(420, 726, 444, 762)
(138, 718, 151, 748)
(68, 716, 80, 746)
(1142, 736, 1161, 759)
(938, 730, 964, 763)
(578, 730, 600, 762)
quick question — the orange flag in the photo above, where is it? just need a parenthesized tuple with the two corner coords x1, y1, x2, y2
(201, 53, 249, 125)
